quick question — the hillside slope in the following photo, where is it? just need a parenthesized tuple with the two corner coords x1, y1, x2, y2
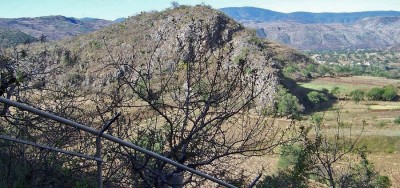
(221, 7, 400, 50)
(0, 28, 36, 48)
(12, 6, 314, 110)
(247, 16, 400, 50)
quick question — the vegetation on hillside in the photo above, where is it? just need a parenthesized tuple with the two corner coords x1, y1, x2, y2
(0, 4, 317, 187)
(306, 49, 400, 79)
(0, 4, 396, 188)
(259, 119, 391, 188)
(0, 28, 36, 48)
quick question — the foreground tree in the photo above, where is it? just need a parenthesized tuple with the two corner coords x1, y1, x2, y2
(102, 15, 289, 186)
(0, 45, 100, 187)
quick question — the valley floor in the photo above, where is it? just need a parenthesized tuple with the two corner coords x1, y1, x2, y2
(239, 76, 400, 187)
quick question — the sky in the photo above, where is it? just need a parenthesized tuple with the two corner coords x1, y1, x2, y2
(1, 0, 400, 20)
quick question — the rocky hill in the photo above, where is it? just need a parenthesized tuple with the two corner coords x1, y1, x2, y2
(221, 7, 400, 50)
(10, 5, 314, 111)
(0, 15, 113, 41)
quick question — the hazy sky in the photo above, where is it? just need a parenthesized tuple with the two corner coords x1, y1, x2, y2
(2, 0, 400, 20)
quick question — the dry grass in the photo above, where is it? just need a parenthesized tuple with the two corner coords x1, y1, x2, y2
(294, 76, 400, 186)
(224, 76, 400, 186)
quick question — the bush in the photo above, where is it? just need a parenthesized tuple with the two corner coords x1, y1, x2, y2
(330, 86, 340, 98)
(394, 116, 400, 125)
(316, 65, 332, 76)
(307, 91, 328, 107)
(349, 89, 365, 103)
(366, 86, 397, 101)
(258, 145, 310, 188)
(259, 139, 391, 188)
(276, 87, 303, 119)
(283, 65, 299, 75)
(382, 85, 397, 101)
(367, 87, 385, 100)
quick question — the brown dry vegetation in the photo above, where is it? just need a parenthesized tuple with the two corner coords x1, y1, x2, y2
(0, 5, 317, 187)
(296, 76, 400, 187)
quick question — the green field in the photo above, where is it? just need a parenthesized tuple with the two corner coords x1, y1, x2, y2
(298, 76, 400, 94)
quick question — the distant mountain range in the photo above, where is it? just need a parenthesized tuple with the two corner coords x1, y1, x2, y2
(0, 16, 113, 41)
(220, 7, 400, 24)
(220, 7, 400, 50)
(1, 7, 400, 51)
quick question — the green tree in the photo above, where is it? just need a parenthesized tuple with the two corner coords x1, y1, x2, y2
(330, 86, 340, 99)
(394, 115, 400, 125)
(305, 64, 316, 73)
(259, 145, 310, 188)
(382, 85, 397, 101)
(338, 148, 391, 188)
(349, 89, 365, 103)
(367, 87, 385, 100)
(276, 88, 303, 119)
(307, 91, 328, 108)
(366, 86, 397, 101)
(317, 65, 332, 76)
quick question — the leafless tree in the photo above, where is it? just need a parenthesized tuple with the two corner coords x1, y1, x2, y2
(95, 16, 291, 186)
(0, 45, 100, 187)
(1, 10, 293, 187)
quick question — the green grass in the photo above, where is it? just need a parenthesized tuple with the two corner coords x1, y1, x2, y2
(357, 136, 400, 154)
(298, 83, 351, 93)
(298, 76, 400, 95)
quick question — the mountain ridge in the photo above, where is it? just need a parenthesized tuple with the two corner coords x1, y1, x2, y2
(220, 7, 400, 24)
(220, 7, 400, 50)
(0, 15, 113, 41)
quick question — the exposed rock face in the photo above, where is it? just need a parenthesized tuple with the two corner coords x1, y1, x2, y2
(220, 7, 400, 50)
(13, 6, 313, 111)
(245, 17, 400, 50)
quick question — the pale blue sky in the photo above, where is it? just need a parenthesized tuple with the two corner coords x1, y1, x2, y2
(1, 0, 400, 20)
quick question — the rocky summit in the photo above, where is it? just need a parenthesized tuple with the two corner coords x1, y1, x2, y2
(12, 5, 313, 110)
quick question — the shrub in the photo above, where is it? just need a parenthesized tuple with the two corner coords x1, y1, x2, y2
(338, 148, 392, 188)
(307, 91, 328, 107)
(349, 89, 365, 103)
(276, 88, 303, 119)
(316, 65, 332, 76)
(366, 86, 397, 101)
(367, 87, 384, 100)
(283, 65, 299, 75)
(330, 86, 340, 98)
(382, 85, 397, 101)
(259, 145, 310, 188)
(394, 116, 400, 125)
